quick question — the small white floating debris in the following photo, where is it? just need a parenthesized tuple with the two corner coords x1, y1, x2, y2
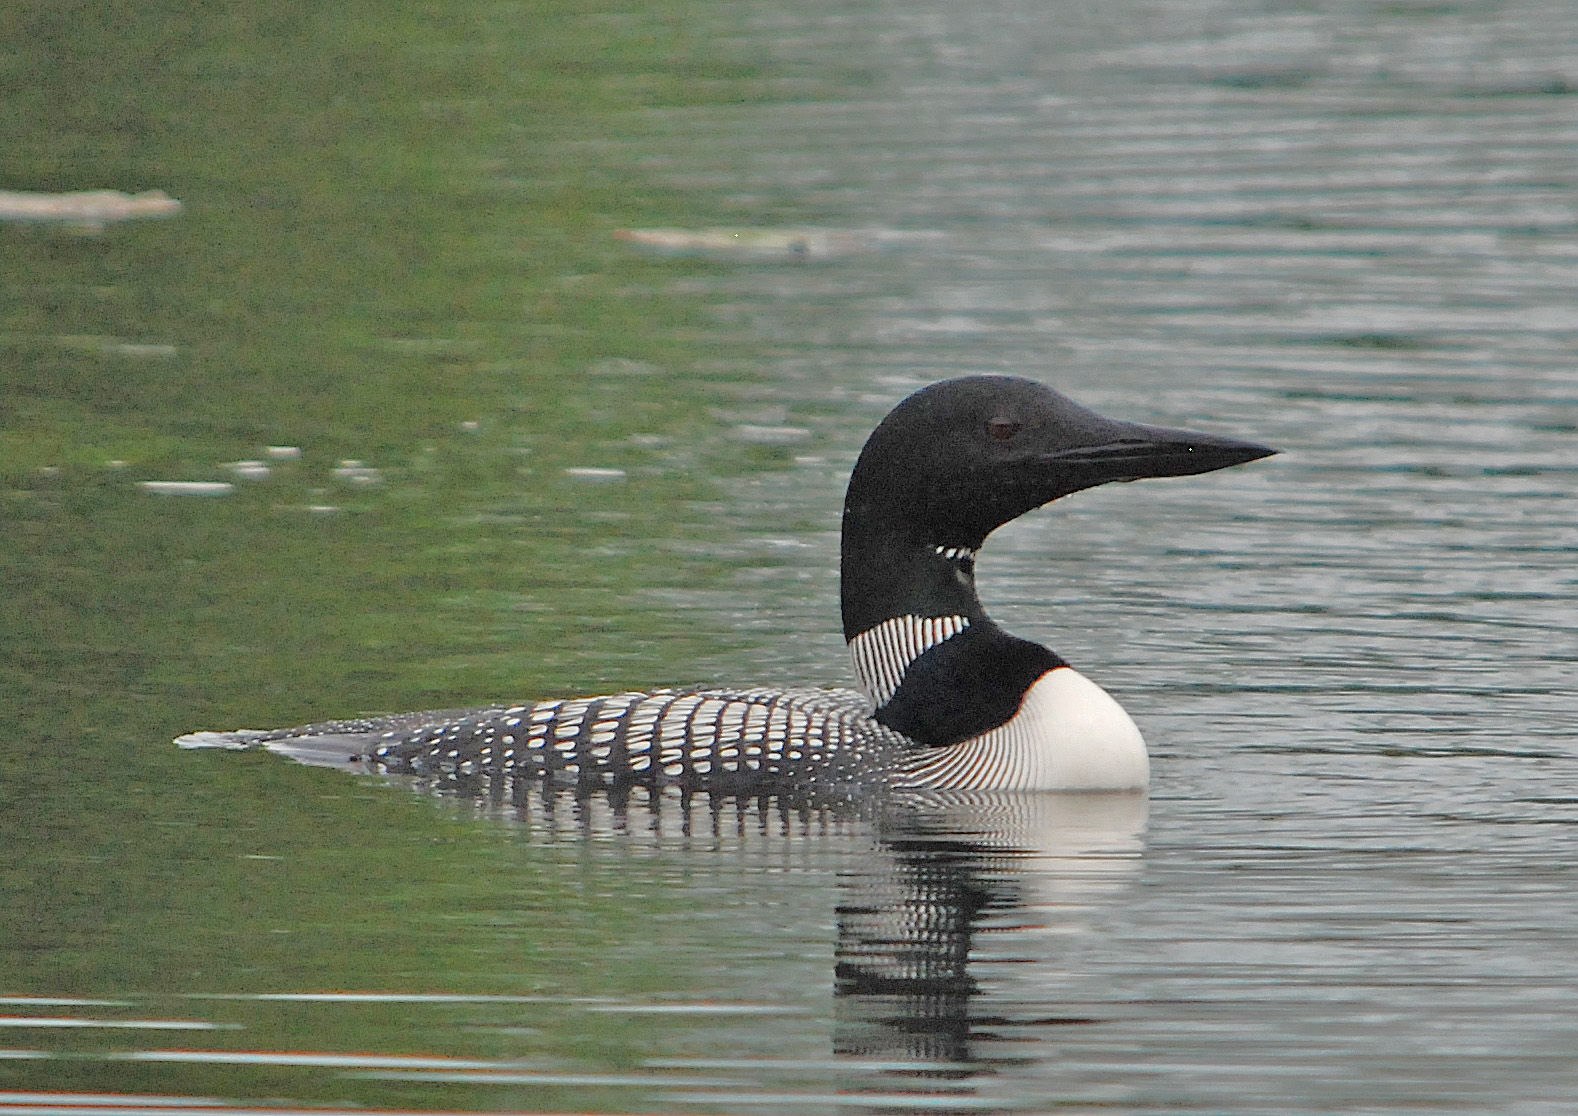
(139, 481, 235, 497)
(732, 424, 812, 446)
(588, 357, 662, 377)
(105, 460, 129, 470)
(221, 460, 270, 480)
(459, 420, 480, 432)
(614, 226, 868, 261)
(333, 460, 382, 486)
(377, 336, 471, 354)
(52, 336, 179, 358)
(563, 466, 627, 483)
(104, 342, 178, 359)
(0, 189, 182, 231)
(265, 445, 302, 460)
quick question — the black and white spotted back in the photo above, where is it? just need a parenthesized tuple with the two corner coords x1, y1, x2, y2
(216, 686, 916, 796)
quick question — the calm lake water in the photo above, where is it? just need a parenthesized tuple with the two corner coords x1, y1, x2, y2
(3, 0, 1576, 1113)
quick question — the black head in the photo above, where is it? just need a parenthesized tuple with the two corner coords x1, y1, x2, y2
(843, 375, 1276, 553)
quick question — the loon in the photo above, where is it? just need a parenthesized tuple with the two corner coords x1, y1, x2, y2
(178, 376, 1274, 795)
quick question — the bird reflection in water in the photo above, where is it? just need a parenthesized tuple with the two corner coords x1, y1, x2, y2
(833, 790, 1146, 1080)
(361, 768, 1146, 1094)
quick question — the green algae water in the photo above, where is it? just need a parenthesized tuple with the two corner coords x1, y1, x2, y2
(1, 0, 818, 1108)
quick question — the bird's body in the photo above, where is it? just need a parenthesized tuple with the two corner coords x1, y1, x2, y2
(178, 376, 1273, 796)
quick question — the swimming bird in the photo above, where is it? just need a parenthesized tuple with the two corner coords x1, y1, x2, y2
(177, 376, 1274, 795)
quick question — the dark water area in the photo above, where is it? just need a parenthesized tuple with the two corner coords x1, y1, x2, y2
(3, 0, 1576, 1112)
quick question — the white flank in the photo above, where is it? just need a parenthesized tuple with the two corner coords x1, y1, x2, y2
(893, 668, 1148, 792)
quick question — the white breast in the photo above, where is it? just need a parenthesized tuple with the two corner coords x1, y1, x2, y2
(891, 667, 1149, 792)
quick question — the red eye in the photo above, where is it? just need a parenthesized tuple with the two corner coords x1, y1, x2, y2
(986, 418, 1022, 441)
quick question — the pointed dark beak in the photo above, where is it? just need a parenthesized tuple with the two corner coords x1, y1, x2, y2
(1043, 419, 1277, 486)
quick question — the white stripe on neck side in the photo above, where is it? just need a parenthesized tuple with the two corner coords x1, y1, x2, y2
(847, 614, 971, 707)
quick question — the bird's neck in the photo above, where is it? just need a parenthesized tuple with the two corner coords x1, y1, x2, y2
(839, 521, 986, 642)
(839, 511, 1069, 749)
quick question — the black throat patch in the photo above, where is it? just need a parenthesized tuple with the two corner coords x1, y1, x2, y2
(873, 621, 1066, 748)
